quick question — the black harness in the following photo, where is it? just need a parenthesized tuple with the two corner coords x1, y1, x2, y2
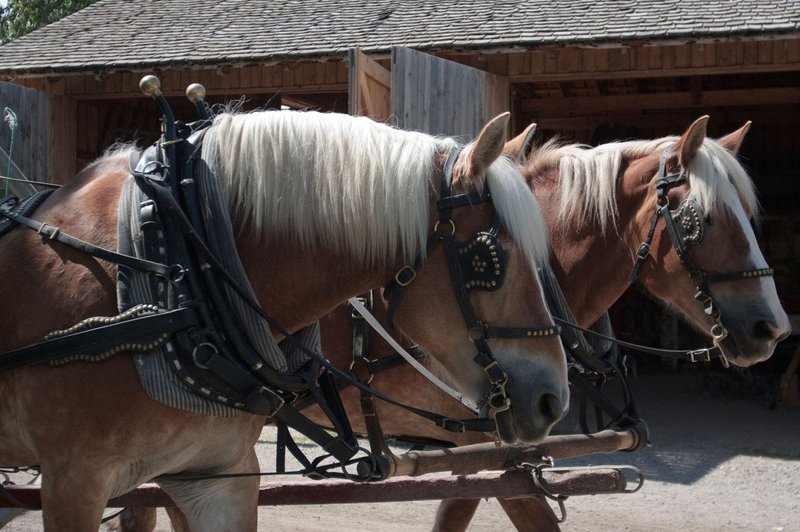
(628, 144, 775, 365)
(383, 147, 561, 442)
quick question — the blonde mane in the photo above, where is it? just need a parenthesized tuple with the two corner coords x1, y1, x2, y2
(200, 110, 549, 268)
(527, 136, 760, 233)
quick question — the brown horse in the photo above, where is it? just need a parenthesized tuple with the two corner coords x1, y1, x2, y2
(0, 109, 569, 530)
(298, 116, 789, 531)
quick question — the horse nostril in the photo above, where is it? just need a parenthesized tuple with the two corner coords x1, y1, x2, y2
(751, 319, 789, 343)
(539, 393, 563, 423)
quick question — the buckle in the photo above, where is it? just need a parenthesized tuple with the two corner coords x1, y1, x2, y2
(635, 242, 650, 259)
(488, 384, 511, 418)
(253, 386, 286, 418)
(394, 265, 416, 287)
(688, 349, 712, 363)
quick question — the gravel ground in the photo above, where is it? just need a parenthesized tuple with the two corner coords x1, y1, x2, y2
(3, 370, 799, 531)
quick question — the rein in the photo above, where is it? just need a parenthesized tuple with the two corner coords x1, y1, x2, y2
(627, 144, 775, 367)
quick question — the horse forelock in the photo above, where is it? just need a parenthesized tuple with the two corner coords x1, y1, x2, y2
(688, 139, 761, 223)
(527, 136, 760, 234)
(201, 110, 452, 266)
(477, 151, 550, 271)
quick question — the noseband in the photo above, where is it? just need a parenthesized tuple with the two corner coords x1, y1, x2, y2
(384, 147, 561, 439)
(628, 144, 774, 365)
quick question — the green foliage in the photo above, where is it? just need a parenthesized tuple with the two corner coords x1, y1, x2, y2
(0, 0, 99, 43)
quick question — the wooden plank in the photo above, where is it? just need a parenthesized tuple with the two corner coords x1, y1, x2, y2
(648, 47, 663, 70)
(48, 95, 76, 183)
(691, 43, 705, 68)
(758, 41, 774, 64)
(0, 81, 52, 182)
(393, 46, 496, 137)
(530, 50, 545, 75)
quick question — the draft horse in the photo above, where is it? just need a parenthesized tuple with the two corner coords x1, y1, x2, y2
(302, 116, 790, 531)
(0, 109, 568, 530)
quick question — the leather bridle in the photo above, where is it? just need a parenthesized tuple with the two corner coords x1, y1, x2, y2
(384, 146, 561, 441)
(628, 144, 774, 366)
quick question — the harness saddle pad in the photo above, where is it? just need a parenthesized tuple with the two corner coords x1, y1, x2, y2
(116, 150, 318, 416)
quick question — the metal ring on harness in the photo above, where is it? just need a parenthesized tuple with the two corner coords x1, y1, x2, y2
(348, 356, 376, 385)
(710, 323, 727, 340)
(530, 461, 568, 524)
(191, 342, 218, 370)
(433, 218, 456, 236)
(169, 264, 187, 283)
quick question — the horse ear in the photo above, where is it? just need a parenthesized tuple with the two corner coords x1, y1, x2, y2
(675, 115, 708, 168)
(504, 122, 538, 163)
(716, 121, 752, 155)
(464, 112, 510, 181)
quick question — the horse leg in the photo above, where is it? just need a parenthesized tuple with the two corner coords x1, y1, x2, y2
(39, 467, 114, 531)
(164, 506, 191, 532)
(432, 499, 481, 532)
(105, 507, 157, 532)
(497, 497, 561, 532)
(158, 449, 259, 532)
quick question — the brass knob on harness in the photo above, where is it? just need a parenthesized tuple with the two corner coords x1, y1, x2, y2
(139, 75, 162, 97)
(186, 83, 207, 103)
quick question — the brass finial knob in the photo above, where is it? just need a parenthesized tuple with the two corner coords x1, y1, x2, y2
(186, 83, 207, 103)
(139, 75, 162, 97)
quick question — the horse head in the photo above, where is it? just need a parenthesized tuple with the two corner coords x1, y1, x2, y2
(385, 113, 568, 443)
(624, 116, 790, 366)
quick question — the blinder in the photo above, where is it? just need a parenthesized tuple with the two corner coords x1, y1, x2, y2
(455, 219, 507, 293)
(669, 198, 705, 247)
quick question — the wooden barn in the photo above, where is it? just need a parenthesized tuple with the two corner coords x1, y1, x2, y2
(0, 0, 798, 383)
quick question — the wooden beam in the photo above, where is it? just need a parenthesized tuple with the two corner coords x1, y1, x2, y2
(509, 61, 800, 83)
(521, 87, 800, 114)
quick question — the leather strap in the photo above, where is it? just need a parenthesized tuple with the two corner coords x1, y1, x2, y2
(0, 307, 196, 371)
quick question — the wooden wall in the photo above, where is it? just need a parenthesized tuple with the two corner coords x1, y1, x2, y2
(441, 39, 800, 81)
(0, 81, 51, 183)
(392, 47, 509, 138)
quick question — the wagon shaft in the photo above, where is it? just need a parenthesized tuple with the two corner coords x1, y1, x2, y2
(0, 468, 631, 508)
(385, 428, 641, 477)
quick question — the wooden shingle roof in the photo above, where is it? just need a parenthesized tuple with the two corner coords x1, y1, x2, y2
(0, 0, 799, 75)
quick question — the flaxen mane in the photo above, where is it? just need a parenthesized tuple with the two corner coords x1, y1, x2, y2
(527, 136, 760, 234)
(201, 110, 550, 270)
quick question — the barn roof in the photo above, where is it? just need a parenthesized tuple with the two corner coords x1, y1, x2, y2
(0, 0, 799, 76)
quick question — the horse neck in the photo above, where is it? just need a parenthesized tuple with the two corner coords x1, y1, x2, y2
(533, 162, 651, 327)
(236, 234, 398, 339)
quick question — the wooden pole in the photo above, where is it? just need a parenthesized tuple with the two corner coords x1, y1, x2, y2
(384, 429, 640, 477)
(0, 468, 631, 508)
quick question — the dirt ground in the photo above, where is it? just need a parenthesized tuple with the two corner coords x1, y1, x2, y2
(3, 369, 799, 531)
